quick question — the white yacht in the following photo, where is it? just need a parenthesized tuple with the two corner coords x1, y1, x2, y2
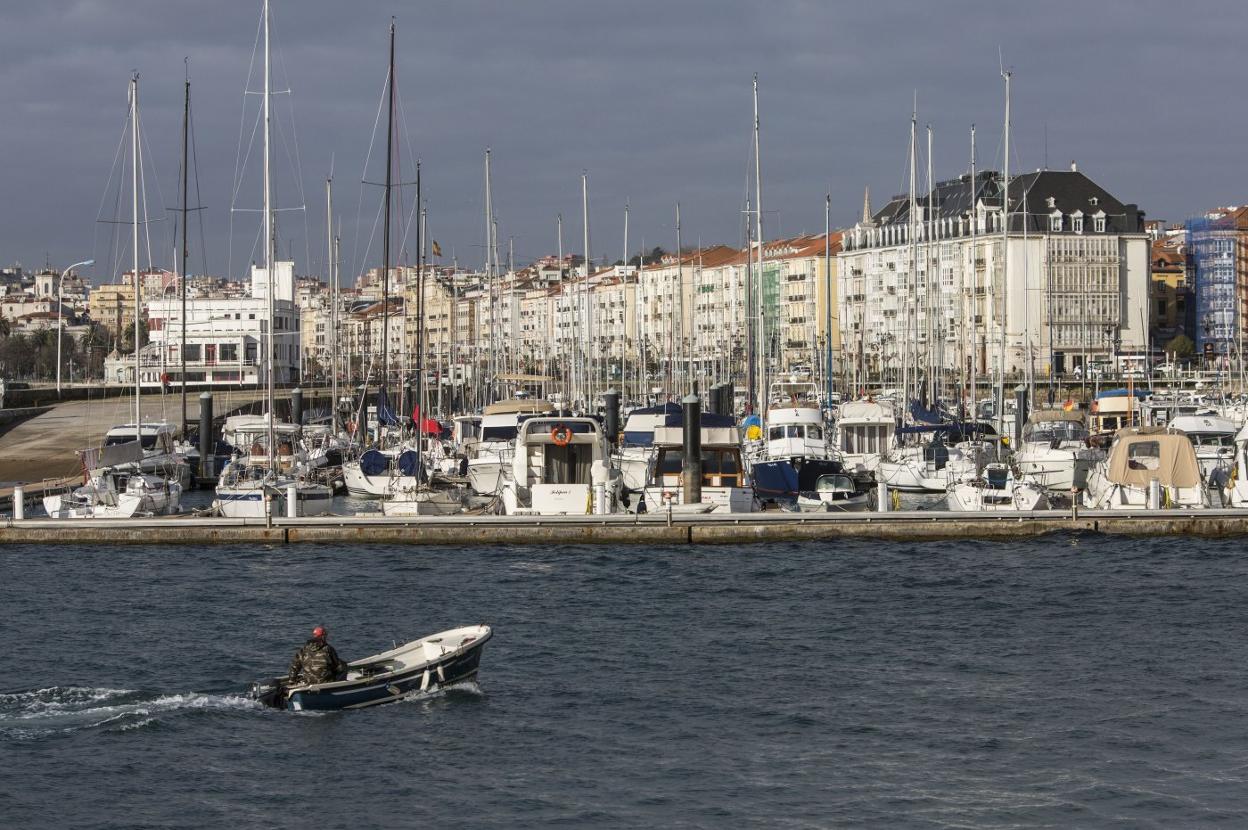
(641, 418, 756, 513)
(835, 398, 895, 479)
(500, 416, 621, 516)
(467, 399, 554, 495)
(1082, 427, 1208, 510)
(1222, 422, 1248, 508)
(876, 426, 983, 493)
(1013, 409, 1104, 494)
(44, 460, 182, 520)
(946, 463, 1049, 512)
(214, 419, 333, 518)
(1167, 414, 1238, 488)
(615, 402, 681, 492)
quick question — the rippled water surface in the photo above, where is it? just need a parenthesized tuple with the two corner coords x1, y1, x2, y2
(4, 535, 1248, 828)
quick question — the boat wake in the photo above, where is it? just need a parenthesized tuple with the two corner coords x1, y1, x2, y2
(0, 686, 260, 740)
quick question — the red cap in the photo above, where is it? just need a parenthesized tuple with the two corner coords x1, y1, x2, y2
(312, 626, 327, 639)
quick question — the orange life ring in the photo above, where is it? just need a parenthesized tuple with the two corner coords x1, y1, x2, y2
(550, 424, 573, 447)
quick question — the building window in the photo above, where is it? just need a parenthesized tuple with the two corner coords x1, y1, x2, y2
(1094, 215, 1106, 233)
(219, 343, 238, 362)
(1072, 215, 1083, 234)
(1050, 213, 1062, 232)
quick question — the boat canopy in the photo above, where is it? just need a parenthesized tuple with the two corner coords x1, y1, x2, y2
(1096, 388, 1149, 400)
(483, 399, 554, 416)
(1027, 409, 1086, 423)
(1106, 428, 1200, 489)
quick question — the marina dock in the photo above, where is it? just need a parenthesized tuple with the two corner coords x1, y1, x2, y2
(1, 509, 1245, 546)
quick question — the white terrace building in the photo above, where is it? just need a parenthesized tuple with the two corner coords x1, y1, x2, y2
(838, 167, 1149, 382)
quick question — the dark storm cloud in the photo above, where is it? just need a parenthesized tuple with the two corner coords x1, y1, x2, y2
(3, 0, 1244, 281)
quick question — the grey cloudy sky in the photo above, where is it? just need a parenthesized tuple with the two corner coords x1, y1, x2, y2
(2, 0, 1243, 283)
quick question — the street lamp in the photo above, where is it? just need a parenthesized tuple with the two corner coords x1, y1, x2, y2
(57, 259, 94, 396)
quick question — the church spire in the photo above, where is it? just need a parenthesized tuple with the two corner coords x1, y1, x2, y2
(861, 186, 872, 224)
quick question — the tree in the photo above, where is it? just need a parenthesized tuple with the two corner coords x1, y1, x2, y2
(1164, 334, 1195, 360)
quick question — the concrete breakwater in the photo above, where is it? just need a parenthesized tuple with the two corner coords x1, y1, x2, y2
(1, 510, 1247, 545)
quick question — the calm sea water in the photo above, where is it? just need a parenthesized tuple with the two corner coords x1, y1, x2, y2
(3, 535, 1248, 828)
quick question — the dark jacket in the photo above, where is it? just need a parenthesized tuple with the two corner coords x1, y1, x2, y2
(287, 638, 347, 685)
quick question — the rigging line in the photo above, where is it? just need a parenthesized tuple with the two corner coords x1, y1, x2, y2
(136, 102, 155, 273)
(230, 6, 265, 281)
(137, 102, 172, 273)
(272, 32, 311, 272)
(92, 102, 132, 283)
(189, 92, 209, 277)
(350, 62, 391, 288)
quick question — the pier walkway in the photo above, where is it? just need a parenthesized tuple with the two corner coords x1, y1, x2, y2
(0, 509, 1244, 546)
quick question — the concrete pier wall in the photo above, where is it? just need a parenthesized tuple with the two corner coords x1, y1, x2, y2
(0, 510, 1245, 546)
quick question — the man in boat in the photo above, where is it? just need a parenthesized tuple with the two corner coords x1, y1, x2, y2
(287, 625, 348, 685)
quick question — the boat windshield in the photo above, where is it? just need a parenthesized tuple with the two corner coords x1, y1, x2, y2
(1187, 433, 1236, 448)
(768, 425, 823, 441)
(480, 425, 518, 442)
(105, 434, 159, 450)
(1023, 421, 1087, 443)
(814, 474, 852, 492)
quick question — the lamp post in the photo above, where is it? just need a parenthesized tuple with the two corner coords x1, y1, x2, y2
(57, 259, 94, 397)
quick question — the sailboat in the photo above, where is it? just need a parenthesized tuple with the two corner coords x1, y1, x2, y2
(46, 73, 184, 519)
(214, 0, 332, 518)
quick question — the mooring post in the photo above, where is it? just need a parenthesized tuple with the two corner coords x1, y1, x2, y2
(12, 485, 23, 521)
(682, 393, 702, 505)
(291, 387, 303, 427)
(876, 480, 889, 513)
(198, 392, 214, 485)
(603, 388, 620, 446)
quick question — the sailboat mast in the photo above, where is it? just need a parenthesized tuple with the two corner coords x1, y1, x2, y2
(262, 0, 275, 461)
(999, 67, 1011, 443)
(824, 193, 832, 405)
(676, 202, 685, 393)
(968, 124, 978, 422)
(381, 19, 395, 410)
(131, 73, 141, 434)
(904, 105, 916, 417)
(327, 174, 338, 433)
(926, 123, 936, 406)
(582, 171, 592, 407)
(180, 67, 190, 437)
(483, 149, 495, 403)
(752, 73, 766, 418)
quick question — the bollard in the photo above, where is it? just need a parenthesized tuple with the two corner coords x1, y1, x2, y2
(12, 485, 23, 521)
(682, 393, 702, 505)
(1147, 478, 1161, 510)
(875, 480, 889, 513)
(1013, 384, 1028, 449)
(291, 387, 303, 427)
(603, 389, 620, 446)
(286, 482, 298, 518)
(705, 383, 721, 416)
(594, 482, 607, 515)
(198, 392, 214, 484)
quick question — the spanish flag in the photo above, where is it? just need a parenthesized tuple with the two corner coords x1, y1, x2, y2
(432, 240, 442, 258)
(1062, 398, 1076, 411)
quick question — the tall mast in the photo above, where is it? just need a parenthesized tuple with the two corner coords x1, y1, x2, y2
(381, 18, 395, 411)
(483, 148, 495, 403)
(676, 202, 685, 393)
(262, 0, 275, 460)
(968, 124, 978, 422)
(745, 195, 754, 411)
(752, 73, 766, 417)
(824, 193, 832, 405)
(179, 65, 190, 437)
(905, 103, 917, 416)
(999, 66, 1011, 442)
(581, 171, 592, 407)
(557, 213, 568, 401)
(327, 172, 338, 432)
(926, 123, 936, 405)
(414, 160, 425, 478)
(130, 73, 142, 434)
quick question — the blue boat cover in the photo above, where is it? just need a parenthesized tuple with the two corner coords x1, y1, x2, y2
(397, 450, 420, 477)
(1096, 388, 1149, 400)
(359, 449, 389, 476)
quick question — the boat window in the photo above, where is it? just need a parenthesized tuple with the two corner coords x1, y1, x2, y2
(808, 425, 822, 441)
(786, 425, 803, 439)
(104, 434, 158, 450)
(769, 426, 785, 441)
(1024, 421, 1087, 443)
(481, 426, 517, 442)
(1127, 441, 1161, 471)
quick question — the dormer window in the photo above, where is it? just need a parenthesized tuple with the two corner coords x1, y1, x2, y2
(1071, 210, 1084, 234)
(1049, 211, 1063, 232)
(1089, 196, 1099, 207)
(1093, 211, 1106, 233)
(1046, 196, 1056, 209)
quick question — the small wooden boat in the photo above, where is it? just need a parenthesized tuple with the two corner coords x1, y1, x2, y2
(250, 625, 492, 711)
